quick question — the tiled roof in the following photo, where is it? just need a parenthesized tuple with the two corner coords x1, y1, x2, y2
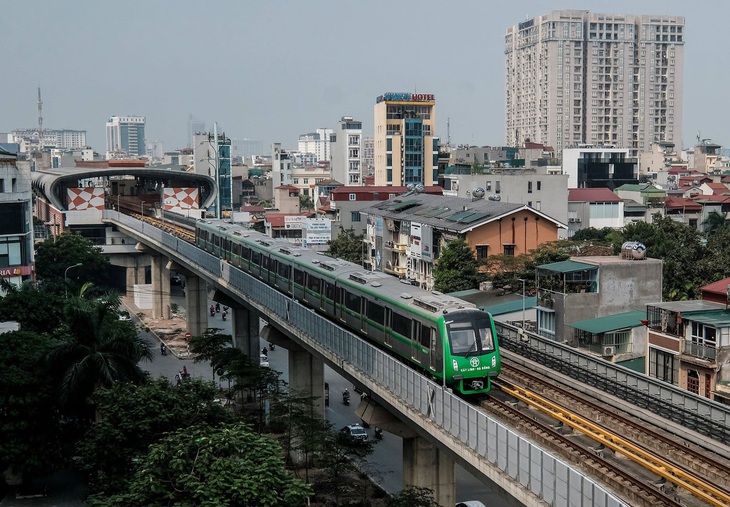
(568, 188, 622, 203)
(664, 196, 703, 211)
(701, 277, 730, 295)
(705, 182, 730, 194)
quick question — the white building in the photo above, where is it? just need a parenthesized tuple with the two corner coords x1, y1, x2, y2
(11, 128, 87, 151)
(330, 116, 363, 185)
(106, 116, 146, 158)
(505, 10, 684, 158)
(271, 142, 293, 190)
(298, 128, 333, 164)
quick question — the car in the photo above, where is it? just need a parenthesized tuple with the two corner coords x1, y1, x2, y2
(259, 354, 270, 368)
(455, 502, 487, 507)
(118, 311, 132, 322)
(341, 423, 368, 441)
(170, 274, 183, 285)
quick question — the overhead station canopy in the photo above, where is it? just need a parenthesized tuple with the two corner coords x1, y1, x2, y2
(32, 166, 217, 211)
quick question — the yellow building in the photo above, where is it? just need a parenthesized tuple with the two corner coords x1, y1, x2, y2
(373, 92, 437, 187)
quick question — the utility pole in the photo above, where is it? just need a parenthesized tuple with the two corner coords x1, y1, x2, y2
(37, 87, 44, 150)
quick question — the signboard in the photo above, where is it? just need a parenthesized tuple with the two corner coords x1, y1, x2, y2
(306, 219, 331, 232)
(285, 215, 306, 229)
(376, 92, 435, 103)
(410, 222, 422, 259)
(304, 233, 331, 245)
(0, 265, 33, 278)
(421, 224, 433, 261)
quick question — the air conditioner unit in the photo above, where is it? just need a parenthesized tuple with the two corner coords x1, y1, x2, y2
(603, 346, 615, 356)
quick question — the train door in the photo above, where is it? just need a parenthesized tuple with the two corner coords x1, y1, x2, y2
(384, 308, 393, 347)
(429, 326, 439, 372)
(411, 321, 422, 363)
(337, 287, 346, 322)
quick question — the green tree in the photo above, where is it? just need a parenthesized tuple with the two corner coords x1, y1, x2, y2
(571, 226, 615, 242)
(616, 216, 709, 300)
(47, 286, 153, 412)
(0, 282, 66, 336)
(315, 424, 375, 505)
(87, 423, 312, 507)
(299, 193, 315, 211)
(76, 378, 234, 496)
(35, 233, 111, 294)
(702, 211, 730, 235)
(326, 227, 364, 264)
(434, 238, 482, 293)
(0, 331, 64, 487)
(385, 487, 439, 507)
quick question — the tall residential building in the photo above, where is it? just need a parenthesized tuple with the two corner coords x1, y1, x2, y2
(374, 92, 438, 186)
(105, 115, 146, 158)
(330, 116, 363, 185)
(362, 136, 374, 176)
(505, 10, 684, 158)
(193, 131, 232, 216)
(298, 128, 333, 163)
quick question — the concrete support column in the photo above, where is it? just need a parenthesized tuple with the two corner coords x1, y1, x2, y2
(402, 436, 455, 507)
(232, 306, 261, 361)
(150, 255, 170, 319)
(185, 274, 209, 337)
(289, 345, 325, 418)
(124, 261, 147, 294)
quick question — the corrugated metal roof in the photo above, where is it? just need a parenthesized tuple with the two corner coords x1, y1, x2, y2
(482, 297, 537, 316)
(568, 310, 646, 334)
(682, 311, 730, 327)
(538, 260, 596, 273)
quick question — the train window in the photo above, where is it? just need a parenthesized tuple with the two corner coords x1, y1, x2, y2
(251, 251, 261, 266)
(293, 269, 304, 285)
(345, 291, 361, 312)
(232, 242, 240, 259)
(391, 312, 412, 339)
(213, 235, 220, 247)
(366, 302, 384, 325)
(278, 262, 290, 278)
(323, 281, 334, 301)
(307, 275, 321, 294)
(241, 246, 250, 261)
(421, 326, 433, 347)
(270, 259, 278, 275)
(262, 256, 270, 271)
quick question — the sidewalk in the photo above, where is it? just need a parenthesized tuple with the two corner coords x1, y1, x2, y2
(122, 296, 193, 358)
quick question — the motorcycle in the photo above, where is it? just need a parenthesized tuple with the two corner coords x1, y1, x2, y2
(209, 305, 215, 317)
(268, 342, 276, 351)
(342, 389, 350, 406)
(221, 310, 227, 321)
(374, 427, 383, 440)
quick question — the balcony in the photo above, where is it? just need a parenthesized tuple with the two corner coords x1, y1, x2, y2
(384, 241, 406, 252)
(682, 341, 716, 361)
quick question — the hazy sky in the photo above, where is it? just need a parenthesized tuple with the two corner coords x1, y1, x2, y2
(3, 0, 727, 154)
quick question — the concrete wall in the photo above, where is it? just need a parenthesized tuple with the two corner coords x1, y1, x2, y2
(465, 209, 560, 258)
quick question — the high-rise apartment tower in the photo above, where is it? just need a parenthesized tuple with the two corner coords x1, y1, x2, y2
(106, 115, 146, 159)
(505, 10, 684, 158)
(374, 92, 438, 186)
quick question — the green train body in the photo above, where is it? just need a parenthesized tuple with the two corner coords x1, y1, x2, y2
(196, 219, 501, 394)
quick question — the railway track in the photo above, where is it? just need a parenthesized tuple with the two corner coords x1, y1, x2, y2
(490, 364, 730, 506)
(129, 212, 196, 243)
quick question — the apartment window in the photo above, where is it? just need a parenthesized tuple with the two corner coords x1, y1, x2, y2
(293, 178, 299, 184)
(475, 245, 488, 260)
(537, 309, 556, 340)
(503, 244, 515, 256)
(351, 211, 361, 222)
(649, 348, 676, 384)
(537, 181, 542, 191)
(349, 193, 356, 201)
(528, 181, 533, 193)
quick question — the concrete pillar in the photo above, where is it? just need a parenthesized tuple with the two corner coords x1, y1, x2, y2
(185, 274, 209, 337)
(403, 436, 455, 507)
(289, 344, 325, 419)
(150, 255, 170, 319)
(232, 306, 261, 362)
(124, 260, 147, 294)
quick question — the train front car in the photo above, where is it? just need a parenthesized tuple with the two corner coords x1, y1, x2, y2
(441, 309, 500, 395)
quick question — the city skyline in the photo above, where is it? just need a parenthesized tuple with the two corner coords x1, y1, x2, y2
(3, 0, 726, 154)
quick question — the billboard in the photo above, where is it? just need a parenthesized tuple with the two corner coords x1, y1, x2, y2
(421, 224, 433, 261)
(410, 222, 422, 259)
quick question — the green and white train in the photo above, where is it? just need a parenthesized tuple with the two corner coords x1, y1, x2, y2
(196, 219, 500, 395)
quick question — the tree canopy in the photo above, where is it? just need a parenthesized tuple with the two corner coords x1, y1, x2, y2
(433, 238, 482, 293)
(88, 423, 312, 507)
(0, 282, 66, 336)
(327, 227, 364, 264)
(35, 233, 111, 294)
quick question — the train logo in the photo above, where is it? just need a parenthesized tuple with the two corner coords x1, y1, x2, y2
(470, 357, 480, 368)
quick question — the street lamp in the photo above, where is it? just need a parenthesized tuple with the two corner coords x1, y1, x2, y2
(517, 278, 526, 329)
(64, 262, 83, 298)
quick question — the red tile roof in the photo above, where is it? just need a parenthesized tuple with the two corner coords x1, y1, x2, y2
(664, 196, 703, 211)
(568, 188, 621, 203)
(275, 185, 300, 191)
(700, 277, 730, 295)
(705, 182, 730, 195)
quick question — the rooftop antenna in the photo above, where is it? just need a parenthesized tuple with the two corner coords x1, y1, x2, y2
(37, 86, 43, 150)
(447, 117, 451, 148)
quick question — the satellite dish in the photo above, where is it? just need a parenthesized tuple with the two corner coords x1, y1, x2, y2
(414, 183, 425, 193)
(472, 187, 486, 199)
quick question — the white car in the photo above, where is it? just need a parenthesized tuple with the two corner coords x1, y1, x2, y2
(118, 311, 132, 322)
(456, 502, 487, 507)
(259, 354, 270, 368)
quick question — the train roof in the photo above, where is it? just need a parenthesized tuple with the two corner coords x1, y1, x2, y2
(198, 219, 478, 318)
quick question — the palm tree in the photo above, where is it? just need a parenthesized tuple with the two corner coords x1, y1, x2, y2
(702, 211, 729, 235)
(48, 283, 153, 412)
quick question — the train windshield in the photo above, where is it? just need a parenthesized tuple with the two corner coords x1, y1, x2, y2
(447, 317, 494, 356)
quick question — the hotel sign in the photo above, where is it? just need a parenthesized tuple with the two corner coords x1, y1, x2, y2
(377, 92, 435, 103)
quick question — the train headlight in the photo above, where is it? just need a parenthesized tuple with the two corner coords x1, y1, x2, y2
(452, 359, 459, 371)
(492, 356, 496, 367)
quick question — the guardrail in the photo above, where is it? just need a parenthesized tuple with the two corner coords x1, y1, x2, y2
(104, 210, 625, 506)
(496, 322, 730, 443)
